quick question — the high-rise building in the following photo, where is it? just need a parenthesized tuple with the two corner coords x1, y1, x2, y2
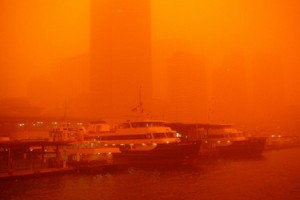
(249, 53, 286, 129)
(90, 0, 152, 119)
(167, 50, 208, 122)
(211, 52, 248, 124)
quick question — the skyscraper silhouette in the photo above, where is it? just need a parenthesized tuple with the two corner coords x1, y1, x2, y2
(90, 0, 152, 119)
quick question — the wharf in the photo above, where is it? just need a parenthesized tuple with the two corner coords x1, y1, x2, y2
(0, 139, 73, 180)
(0, 139, 122, 179)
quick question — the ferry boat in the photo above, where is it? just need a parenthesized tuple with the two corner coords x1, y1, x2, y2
(84, 120, 201, 165)
(265, 134, 300, 150)
(65, 140, 121, 170)
(203, 125, 266, 157)
(168, 123, 266, 158)
(48, 124, 121, 170)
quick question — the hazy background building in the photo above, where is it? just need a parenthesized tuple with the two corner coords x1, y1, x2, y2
(210, 51, 248, 125)
(90, 0, 152, 120)
(167, 50, 208, 123)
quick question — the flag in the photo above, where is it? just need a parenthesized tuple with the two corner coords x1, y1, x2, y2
(131, 107, 138, 112)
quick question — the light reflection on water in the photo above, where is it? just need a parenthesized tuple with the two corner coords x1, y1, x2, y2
(1, 148, 300, 200)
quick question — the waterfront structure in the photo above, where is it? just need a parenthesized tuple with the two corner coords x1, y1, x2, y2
(0, 140, 71, 179)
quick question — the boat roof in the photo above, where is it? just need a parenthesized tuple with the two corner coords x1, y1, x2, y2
(166, 122, 232, 129)
(124, 119, 167, 123)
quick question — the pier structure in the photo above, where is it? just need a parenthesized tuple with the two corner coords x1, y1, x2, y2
(0, 140, 72, 179)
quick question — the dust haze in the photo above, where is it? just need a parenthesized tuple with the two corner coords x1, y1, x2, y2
(1, 0, 300, 134)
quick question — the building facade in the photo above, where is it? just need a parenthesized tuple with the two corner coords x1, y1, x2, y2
(90, 0, 152, 119)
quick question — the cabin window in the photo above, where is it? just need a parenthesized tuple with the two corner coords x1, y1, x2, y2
(101, 134, 151, 140)
(146, 134, 152, 139)
(131, 122, 142, 127)
(119, 123, 131, 129)
(208, 134, 225, 139)
(166, 132, 176, 138)
(131, 122, 164, 128)
(153, 133, 166, 139)
(228, 133, 236, 138)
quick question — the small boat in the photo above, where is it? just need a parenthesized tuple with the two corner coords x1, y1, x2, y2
(48, 123, 121, 170)
(65, 140, 121, 170)
(84, 120, 201, 165)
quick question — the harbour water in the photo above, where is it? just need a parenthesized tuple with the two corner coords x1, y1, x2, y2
(1, 148, 300, 200)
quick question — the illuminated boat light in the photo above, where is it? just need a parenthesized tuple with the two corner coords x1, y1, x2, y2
(176, 132, 182, 138)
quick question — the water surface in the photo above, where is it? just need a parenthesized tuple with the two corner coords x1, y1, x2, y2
(1, 148, 300, 200)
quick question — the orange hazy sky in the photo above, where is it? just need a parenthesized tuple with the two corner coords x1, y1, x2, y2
(152, 0, 300, 100)
(0, 0, 300, 132)
(0, 0, 90, 97)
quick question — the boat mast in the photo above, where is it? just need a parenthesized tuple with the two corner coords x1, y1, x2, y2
(131, 86, 144, 114)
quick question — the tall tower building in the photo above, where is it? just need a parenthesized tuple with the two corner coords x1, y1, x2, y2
(249, 53, 286, 130)
(167, 50, 208, 122)
(211, 52, 248, 124)
(90, 0, 152, 119)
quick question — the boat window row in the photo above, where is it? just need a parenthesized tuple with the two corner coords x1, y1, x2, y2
(99, 132, 177, 140)
(207, 133, 239, 139)
(67, 142, 103, 149)
(101, 134, 152, 140)
(130, 122, 165, 128)
(118, 122, 165, 129)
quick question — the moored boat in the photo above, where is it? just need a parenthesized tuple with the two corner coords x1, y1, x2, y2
(265, 134, 300, 150)
(84, 120, 201, 165)
(204, 126, 266, 157)
(168, 123, 266, 158)
(48, 124, 121, 170)
(65, 140, 121, 170)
